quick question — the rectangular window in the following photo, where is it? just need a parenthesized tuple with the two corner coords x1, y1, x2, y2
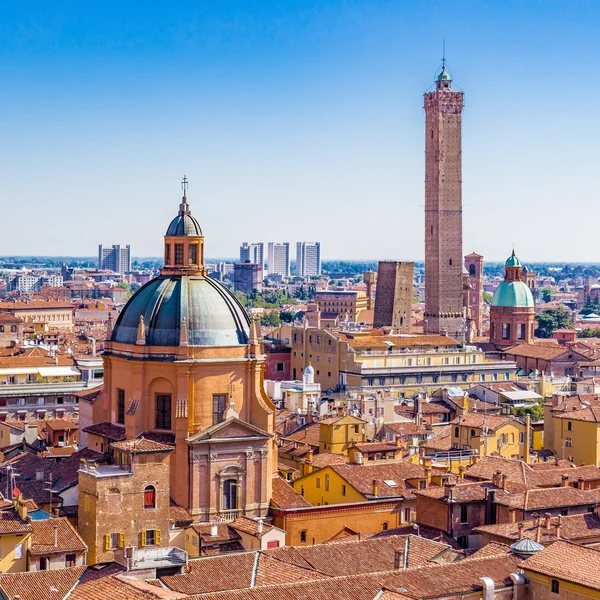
(165, 244, 171, 264)
(145, 530, 156, 546)
(565, 437, 572, 447)
(189, 244, 198, 265)
(551, 580, 559, 594)
(519, 432, 525, 443)
(502, 323, 511, 340)
(325, 474, 329, 491)
(567, 421, 572, 431)
(212, 394, 227, 425)
(175, 244, 184, 265)
(316, 477, 321, 488)
(276, 363, 284, 372)
(460, 505, 468, 524)
(117, 388, 125, 424)
(65, 553, 76, 567)
(342, 485, 346, 496)
(518, 323, 526, 339)
(155, 394, 172, 430)
(40, 557, 49, 570)
(110, 532, 120, 549)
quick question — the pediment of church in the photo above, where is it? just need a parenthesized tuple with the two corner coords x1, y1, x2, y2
(187, 417, 272, 444)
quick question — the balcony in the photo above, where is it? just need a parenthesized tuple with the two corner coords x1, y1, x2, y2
(217, 509, 242, 522)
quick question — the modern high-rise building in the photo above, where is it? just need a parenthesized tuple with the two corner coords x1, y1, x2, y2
(267, 242, 290, 277)
(373, 261, 414, 331)
(423, 61, 465, 340)
(98, 244, 131, 273)
(296, 242, 321, 277)
(239, 242, 264, 266)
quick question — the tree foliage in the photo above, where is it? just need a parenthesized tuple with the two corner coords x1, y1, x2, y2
(260, 312, 281, 327)
(534, 307, 572, 338)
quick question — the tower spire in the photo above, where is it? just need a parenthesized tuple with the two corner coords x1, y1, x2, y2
(179, 175, 190, 215)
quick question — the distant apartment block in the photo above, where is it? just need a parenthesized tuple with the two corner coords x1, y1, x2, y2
(98, 244, 131, 273)
(233, 262, 263, 294)
(296, 242, 321, 276)
(240, 242, 264, 266)
(7, 274, 64, 293)
(267, 242, 290, 277)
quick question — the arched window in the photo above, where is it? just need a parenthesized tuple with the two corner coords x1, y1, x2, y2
(382, 522, 389, 531)
(144, 485, 156, 509)
(223, 479, 238, 510)
(10, 325, 16, 333)
(470, 429, 476, 438)
(300, 530, 307, 543)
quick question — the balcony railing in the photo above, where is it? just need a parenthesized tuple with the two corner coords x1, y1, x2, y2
(217, 509, 242, 522)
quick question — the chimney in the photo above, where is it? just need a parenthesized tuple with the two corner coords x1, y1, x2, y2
(394, 538, 409, 569)
(210, 523, 218, 537)
(459, 465, 466, 480)
(471, 454, 479, 465)
(535, 520, 542, 544)
(554, 516, 562, 539)
(578, 477, 585, 491)
(372, 479, 379, 498)
(532, 513, 540, 528)
(396, 435, 402, 447)
(544, 513, 552, 529)
(257, 519, 263, 535)
(561, 474, 570, 487)
(445, 482, 457, 502)
(306, 448, 314, 463)
(501, 474, 508, 491)
(517, 522, 524, 540)
(53, 522, 58, 547)
(424, 467, 432, 486)
(509, 508, 516, 524)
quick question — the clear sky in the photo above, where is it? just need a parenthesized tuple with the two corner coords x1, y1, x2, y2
(0, 1, 598, 262)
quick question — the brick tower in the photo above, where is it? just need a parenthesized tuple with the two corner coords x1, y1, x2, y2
(464, 253, 484, 336)
(424, 61, 465, 340)
(373, 261, 414, 331)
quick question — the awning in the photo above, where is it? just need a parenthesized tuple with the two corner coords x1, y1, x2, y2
(37, 366, 80, 377)
(0, 367, 38, 375)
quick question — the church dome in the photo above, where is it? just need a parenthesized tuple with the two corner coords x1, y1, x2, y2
(437, 67, 451, 81)
(505, 252, 521, 268)
(166, 213, 202, 237)
(111, 275, 250, 347)
(491, 280, 534, 308)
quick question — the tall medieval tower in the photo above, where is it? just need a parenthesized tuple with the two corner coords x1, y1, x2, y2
(424, 62, 465, 340)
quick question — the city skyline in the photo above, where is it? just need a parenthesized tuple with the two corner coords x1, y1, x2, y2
(0, 1, 598, 261)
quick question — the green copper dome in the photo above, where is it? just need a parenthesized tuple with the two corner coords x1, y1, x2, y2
(437, 67, 451, 81)
(505, 252, 521, 268)
(491, 281, 534, 308)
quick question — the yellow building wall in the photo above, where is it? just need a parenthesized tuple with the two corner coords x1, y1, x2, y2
(272, 499, 415, 546)
(293, 467, 366, 506)
(555, 418, 600, 466)
(532, 426, 544, 452)
(452, 422, 527, 460)
(525, 570, 600, 599)
(0, 533, 30, 573)
(319, 417, 366, 454)
(543, 405, 558, 455)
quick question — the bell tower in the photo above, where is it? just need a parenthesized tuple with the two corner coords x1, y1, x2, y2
(424, 60, 465, 339)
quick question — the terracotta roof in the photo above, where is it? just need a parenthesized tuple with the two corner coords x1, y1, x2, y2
(465, 456, 533, 483)
(270, 476, 312, 509)
(110, 437, 175, 453)
(266, 534, 451, 576)
(415, 480, 501, 502)
(230, 516, 275, 538)
(503, 343, 584, 361)
(522, 540, 600, 590)
(475, 512, 600, 544)
(0, 355, 75, 369)
(423, 426, 452, 452)
(282, 422, 320, 446)
(169, 500, 194, 527)
(555, 405, 600, 423)
(328, 462, 427, 499)
(494, 487, 599, 511)
(184, 553, 521, 600)
(191, 523, 242, 545)
(45, 420, 78, 432)
(0, 566, 85, 600)
(71, 573, 184, 600)
(452, 413, 522, 432)
(0, 301, 74, 311)
(73, 386, 103, 402)
(347, 335, 458, 350)
(161, 551, 328, 595)
(353, 442, 399, 453)
(30, 517, 87, 555)
(137, 430, 176, 445)
(0, 509, 33, 534)
(82, 421, 126, 441)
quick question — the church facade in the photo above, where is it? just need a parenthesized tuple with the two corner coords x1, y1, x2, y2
(86, 181, 276, 521)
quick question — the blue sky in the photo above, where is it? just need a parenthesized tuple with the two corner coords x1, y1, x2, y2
(0, 1, 598, 261)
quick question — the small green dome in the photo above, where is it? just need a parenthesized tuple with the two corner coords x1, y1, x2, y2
(437, 68, 451, 81)
(505, 252, 521, 268)
(491, 281, 534, 308)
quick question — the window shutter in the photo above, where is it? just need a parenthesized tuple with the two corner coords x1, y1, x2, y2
(140, 530, 146, 547)
(156, 529, 161, 546)
(104, 534, 110, 551)
(119, 532, 125, 548)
